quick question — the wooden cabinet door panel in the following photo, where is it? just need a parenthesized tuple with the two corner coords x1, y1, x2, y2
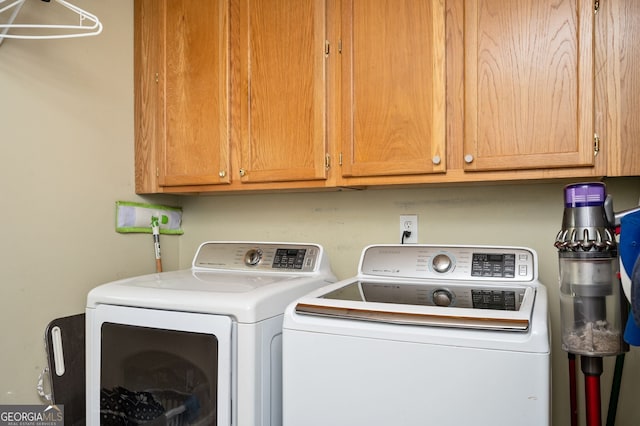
(341, 0, 446, 178)
(160, 0, 231, 186)
(604, 0, 640, 176)
(464, 0, 595, 171)
(134, 0, 161, 193)
(238, 0, 328, 183)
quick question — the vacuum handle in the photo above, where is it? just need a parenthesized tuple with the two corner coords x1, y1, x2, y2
(613, 205, 640, 227)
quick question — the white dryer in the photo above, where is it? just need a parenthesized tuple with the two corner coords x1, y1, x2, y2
(283, 244, 550, 426)
(86, 241, 335, 426)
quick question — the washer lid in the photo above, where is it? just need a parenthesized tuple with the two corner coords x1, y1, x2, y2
(293, 279, 537, 331)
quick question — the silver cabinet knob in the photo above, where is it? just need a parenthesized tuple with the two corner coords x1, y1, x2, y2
(432, 155, 441, 165)
(464, 154, 474, 164)
(219, 170, 226, 178)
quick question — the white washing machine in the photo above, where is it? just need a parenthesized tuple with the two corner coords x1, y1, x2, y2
(283, 244, 550, 426)
(86, 241, 335, 426)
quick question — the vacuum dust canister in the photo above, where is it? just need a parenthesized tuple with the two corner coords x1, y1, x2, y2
(555, 182, 626, 356)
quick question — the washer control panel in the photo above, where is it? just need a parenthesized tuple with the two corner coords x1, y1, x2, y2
(360, 244, 536, 282)
(193, 242, 321, 272)
(470, 253, 517, 278)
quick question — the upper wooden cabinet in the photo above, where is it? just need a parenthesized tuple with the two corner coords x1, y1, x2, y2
(135, 0, 331, 193)
(463, 0, 595, 172)
(134, 0, 231, 193)
(236, 0, 328, 184)
(339, 0, 446, 178)
(134, 0, 640, 195)
(337, 0, 604, 187)
(601, 0, 640, 176)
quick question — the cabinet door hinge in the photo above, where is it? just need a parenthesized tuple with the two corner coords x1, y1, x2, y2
(325, 40, 330, 56)
(339, 152, 343, 166)
(325, 153, 331, 170)
(594, 133, 600, 156)
(156, 167, 159, 177)
(154, 72, 159, 83)
(594, 0, 600, 14)
(338, 39, 342, 54)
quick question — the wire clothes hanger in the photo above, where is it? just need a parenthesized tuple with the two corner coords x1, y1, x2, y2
(0, 0, 102, 46)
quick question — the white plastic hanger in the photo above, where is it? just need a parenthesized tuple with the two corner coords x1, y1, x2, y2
(0, 0, 102, 45)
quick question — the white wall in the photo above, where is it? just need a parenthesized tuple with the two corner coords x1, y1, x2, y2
(1, 2, 640, 426)
(0, 0, 179, 404)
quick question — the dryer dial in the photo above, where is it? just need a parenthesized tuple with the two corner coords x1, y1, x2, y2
(432, 254, 452, 273)
(244, 248, 263, 266)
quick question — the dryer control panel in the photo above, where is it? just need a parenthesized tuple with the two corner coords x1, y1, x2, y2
(359, 244, 536, 282)
(193, 242, 322, 272)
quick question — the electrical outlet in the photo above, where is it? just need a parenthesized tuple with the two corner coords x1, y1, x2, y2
(399, 214, 418, 244)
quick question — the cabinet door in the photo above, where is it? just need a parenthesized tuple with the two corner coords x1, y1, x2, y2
(602, 0, 640, 176)
(464, 0, 595, 171)
(340, 0, 446, 178)
(134, 0, 161, 193)
(158, 0, 231, 187)
(237, 0, 328, 183)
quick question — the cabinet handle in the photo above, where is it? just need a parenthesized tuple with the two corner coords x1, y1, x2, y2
(219, 171, 226, 178)
(432, 155, 441, 165)
(239, 169, 246, 177)
(464, 154, 474, 164)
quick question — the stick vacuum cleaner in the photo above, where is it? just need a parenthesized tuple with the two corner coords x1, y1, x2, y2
(555, 182, 628, 426)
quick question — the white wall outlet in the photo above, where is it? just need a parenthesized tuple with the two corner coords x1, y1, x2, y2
(399, 214, 418, 244)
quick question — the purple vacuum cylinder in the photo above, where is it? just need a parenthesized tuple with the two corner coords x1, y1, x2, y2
(564, 182, 606, 207)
